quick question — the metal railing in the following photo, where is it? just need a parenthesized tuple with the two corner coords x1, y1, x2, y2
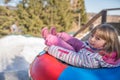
(73, 8, 120, 37)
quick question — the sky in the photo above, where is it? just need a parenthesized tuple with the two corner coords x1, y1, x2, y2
(84, 0, 120, 15)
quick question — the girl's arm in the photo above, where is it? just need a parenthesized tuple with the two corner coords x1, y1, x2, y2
(46, 45, 100, 68)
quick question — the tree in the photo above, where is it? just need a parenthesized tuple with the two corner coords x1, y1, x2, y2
(16, 0, 44, 36)
(71, 0, 87, 27)
(0, 0, 87, 37)
(44, 0, 74, 31)
(79, 0, 87, 25)
(0, 6, 16, 36)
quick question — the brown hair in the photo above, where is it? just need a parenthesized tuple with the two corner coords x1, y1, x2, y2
(91, 23, 120, 60)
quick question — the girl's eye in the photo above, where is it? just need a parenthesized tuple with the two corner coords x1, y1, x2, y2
(96, 37, 100, 40)
(91, 34, 94, 37)
(90, 34, 101, 40)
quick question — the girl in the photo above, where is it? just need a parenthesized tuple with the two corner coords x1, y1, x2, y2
(42, 24, 120, 68)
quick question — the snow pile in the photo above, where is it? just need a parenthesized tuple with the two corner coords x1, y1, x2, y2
(0, 35, 45, 72)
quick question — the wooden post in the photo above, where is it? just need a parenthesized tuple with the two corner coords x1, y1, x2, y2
(101, 10, 107, 24)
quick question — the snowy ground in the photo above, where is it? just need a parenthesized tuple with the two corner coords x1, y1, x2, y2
(0, 35, 46, 80)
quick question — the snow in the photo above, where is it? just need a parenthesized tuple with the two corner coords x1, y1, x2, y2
(0, 35, 45, 72)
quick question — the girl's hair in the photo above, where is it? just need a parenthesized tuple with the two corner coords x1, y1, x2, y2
(91, 23, 120, 60)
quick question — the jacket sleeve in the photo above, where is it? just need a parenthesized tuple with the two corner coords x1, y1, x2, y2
(47, 45, 101, 68)
(57, 32, 84, 52)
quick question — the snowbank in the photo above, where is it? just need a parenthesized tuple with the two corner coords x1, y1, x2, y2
(0, 35, 45, 72)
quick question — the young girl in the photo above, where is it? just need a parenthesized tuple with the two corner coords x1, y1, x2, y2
(42, 24, 120, 68)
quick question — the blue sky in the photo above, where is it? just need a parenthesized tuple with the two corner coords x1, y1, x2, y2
(85, 0, 120, 15)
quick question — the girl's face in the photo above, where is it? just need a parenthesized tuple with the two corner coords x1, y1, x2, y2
(88, 33, 106, 49)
